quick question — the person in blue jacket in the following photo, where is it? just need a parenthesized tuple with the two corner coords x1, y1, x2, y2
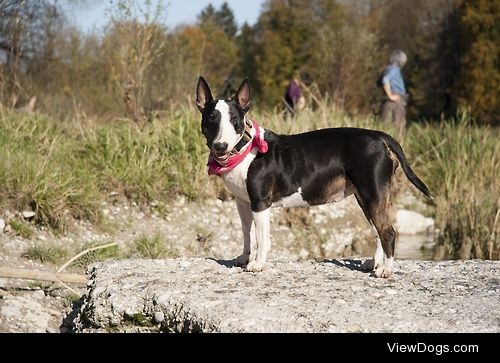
(379, 50, 408, 139)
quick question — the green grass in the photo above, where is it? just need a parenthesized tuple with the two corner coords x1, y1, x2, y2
(22, 245, 68, 264)
(125, 312, 154, 327)
(130, 233, 176, 259)
(1, 107, 498, 260)
(27, 281, 52, 290)
(0, 105, 386, 232)
(9, 219, 35, 239)
(79, 108, 212, 202)
(63, 293, 82, 308)
(0, 112, 101, 231)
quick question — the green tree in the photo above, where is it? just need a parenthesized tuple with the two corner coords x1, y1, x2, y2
(198, 2, 238, 39)
(306, 0, 383, 113)
(195, 4, 238, 96)
(252, 0, 381, 112)
(197, 4, 217, 24)
(216, 2, 238, 39)
(237, 22, 257, 84)
(454, 0, 499, 125)
(179, 21, 238, 97)
(252, 0, 315, 107)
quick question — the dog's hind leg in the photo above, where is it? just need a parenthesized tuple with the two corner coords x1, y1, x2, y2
(235, 197, 253, 267)
(349, 150, 397, 278)
(355, 195, 384, 272)
(245, 208, 271, 272)
(369, 197, 396, 278)
(356, 192, 396, 277)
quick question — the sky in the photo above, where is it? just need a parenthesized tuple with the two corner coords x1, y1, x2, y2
(66, 0, 267, 33)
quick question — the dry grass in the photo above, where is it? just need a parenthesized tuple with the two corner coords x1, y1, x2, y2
(406, 113, 499, 259)
(1, 106, 498, 259)
(23, 245, 68, 264)
(129, 233, 177, 259)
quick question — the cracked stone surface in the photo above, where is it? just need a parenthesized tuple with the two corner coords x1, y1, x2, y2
(0, 290, 65, 333)
(73, 258, 500, 333)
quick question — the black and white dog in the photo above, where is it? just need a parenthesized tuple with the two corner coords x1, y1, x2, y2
(196, 77, 432, 278)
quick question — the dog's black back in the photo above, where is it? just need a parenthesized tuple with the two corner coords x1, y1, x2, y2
(248, 127, 431, 212)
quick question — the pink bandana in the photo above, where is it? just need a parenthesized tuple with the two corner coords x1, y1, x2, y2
(207, 119, 268, 176)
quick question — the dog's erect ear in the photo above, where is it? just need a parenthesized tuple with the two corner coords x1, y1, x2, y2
(196, 76, 213, 113)
(235, 78, 251, 112)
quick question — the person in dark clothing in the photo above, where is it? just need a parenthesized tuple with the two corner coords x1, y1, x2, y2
(283, 74, 304, 119)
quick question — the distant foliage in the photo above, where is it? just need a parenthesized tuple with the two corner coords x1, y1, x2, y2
(454, 0, 499, 125)
(0, 0, 497, 123)
(0, 0, 64, 107)
(198, 2, 238, 39)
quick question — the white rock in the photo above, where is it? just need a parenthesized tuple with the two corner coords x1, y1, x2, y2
(22, 211, 35, 219)
(396, 209, 434, 235)
(32, 290, 46, 299)
(154, 311, 165, 323)
(174, 196, 186, 207)
(0, 219, 5, 234)
(327, 325, 340, 333)
(0, 295, 51, 333)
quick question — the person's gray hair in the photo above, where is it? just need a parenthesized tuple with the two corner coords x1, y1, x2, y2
(390, 50, 407, 67)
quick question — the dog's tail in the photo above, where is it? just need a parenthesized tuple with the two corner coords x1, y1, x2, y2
(384, 135, 434, 200)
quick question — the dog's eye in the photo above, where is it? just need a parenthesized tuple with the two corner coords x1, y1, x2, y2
(203, 115, 213, 125)
(231, 117, 243, 131)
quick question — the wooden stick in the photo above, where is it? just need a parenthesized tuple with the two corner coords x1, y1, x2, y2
(57, 242, 118, 273)
(0, 267, 87, 284)
(56, 278, 81, 295)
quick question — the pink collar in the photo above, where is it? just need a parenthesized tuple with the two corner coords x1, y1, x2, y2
(207, 119, 268, 176)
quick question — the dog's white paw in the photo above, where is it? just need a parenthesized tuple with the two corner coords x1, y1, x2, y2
(374, 265, 393, 278)
(234, 254, 250, 267)
(361, 258, 383, 272)
(245, 261, 265, 272)
(374, 257, 394, 278)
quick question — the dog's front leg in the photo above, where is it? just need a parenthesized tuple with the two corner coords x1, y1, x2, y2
(234, 197, 253, 267)
(245, 208, 271, 272)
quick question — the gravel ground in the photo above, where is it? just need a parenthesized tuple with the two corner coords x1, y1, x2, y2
(74, 258, 500, 333)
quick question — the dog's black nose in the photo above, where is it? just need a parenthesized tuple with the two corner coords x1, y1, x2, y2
(213, 142, 228, 153)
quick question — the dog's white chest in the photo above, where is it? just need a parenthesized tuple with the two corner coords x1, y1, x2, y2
(222, 148, 258, 202)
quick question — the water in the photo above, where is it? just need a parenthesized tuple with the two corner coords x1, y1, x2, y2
(396, 234, 436, 260)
